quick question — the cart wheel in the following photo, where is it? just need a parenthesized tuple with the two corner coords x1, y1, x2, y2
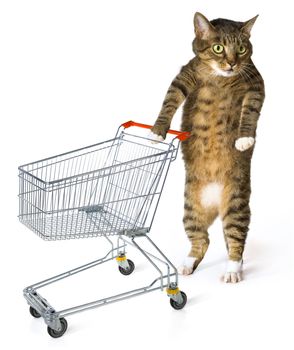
(29, 306, 41, 318)
(118, 259, 135, 275)
(47, 318, 68, 338)
(170, 291, 187, 310)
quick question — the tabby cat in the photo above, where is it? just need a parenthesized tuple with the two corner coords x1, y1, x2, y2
(151, 12, 265, 283)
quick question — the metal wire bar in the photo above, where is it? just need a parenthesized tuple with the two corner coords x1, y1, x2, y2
(58, 273, 176, 318)
(121, 236, 171, 274)
(25, 245, 126, 290)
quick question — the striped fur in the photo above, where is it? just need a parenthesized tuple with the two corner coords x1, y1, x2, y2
(152, 13, 265, 278)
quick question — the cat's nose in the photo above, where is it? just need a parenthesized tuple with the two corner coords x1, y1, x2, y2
(228, 62, 237, 69)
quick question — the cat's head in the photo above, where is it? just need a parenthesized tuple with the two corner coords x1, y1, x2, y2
(193, 12, 258, 77)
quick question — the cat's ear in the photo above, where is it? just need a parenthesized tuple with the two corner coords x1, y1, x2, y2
(194, 12, 216, 40)
(241, 15, 258, 37)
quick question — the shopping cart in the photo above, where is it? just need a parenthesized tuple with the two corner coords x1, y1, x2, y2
(18, 121, 190, 338)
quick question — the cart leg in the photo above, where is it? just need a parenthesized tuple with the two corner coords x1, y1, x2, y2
(117, 236, 127, 256)
(122, 235, 187, 310)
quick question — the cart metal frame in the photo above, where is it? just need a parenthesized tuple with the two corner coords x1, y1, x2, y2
(19, 121, 190, 337)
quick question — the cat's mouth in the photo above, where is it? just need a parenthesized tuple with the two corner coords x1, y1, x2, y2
(210, 62, 238, 77)
(215, 67, 237, 77)
(222, 68, 236, 77)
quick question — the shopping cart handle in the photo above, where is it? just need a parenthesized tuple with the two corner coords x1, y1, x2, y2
(121, 120, 190, 141)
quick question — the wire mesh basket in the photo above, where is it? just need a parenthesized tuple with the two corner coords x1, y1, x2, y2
(18, 126, 179, 240)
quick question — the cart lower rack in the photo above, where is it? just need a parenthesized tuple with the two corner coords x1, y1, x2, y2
(18, 121, 190, 337)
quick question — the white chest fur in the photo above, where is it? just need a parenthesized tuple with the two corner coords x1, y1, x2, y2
(200, 182, 223, 208)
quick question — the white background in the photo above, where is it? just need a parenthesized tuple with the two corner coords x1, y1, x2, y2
(0, 0, 293, 349)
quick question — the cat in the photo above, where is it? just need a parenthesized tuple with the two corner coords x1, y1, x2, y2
(151, 12, 265, 283)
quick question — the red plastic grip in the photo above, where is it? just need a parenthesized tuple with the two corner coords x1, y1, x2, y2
(121, 120, 190, 141)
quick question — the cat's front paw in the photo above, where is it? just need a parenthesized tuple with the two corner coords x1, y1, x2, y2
(150, 124, 169, 142)
(223, 260, 243, 283)
(235, 137, 255, 151)
(148, 131, 164, 144)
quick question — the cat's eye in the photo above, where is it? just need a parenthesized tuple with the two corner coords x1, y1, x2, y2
(212, 44, 224, 54)
(237, 45, 247, 54)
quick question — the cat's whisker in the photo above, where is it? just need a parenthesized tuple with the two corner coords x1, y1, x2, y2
(242, 65, 263, 85)
(245, 68, 263, 82)
(241, 63, 262, 78)
(240, 68, 253, 84)
(239, 69, 246, 83)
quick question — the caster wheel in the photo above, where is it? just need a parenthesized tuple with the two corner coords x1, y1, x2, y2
(47, 318, 68, 338)
(118, 259, 135, 275)
(170, 291, 187, 310)
(29, 306, 41, 318)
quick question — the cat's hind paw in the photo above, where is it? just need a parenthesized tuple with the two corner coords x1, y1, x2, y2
(223, 260, 243, 283)
(235, 137, 255, 151)
(178, 257, 197, 275)
(223, 272, 242, 283)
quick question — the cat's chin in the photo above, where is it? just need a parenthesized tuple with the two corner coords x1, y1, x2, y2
(219, 70, 236, 77)
(214, 69, 237, 77)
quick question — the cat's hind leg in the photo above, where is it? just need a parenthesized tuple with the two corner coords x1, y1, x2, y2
(179, 181, 218, 275)
(220, 181, 251, 283)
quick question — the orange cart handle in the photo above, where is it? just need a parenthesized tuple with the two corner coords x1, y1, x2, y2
(121, 120, 190, 141)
